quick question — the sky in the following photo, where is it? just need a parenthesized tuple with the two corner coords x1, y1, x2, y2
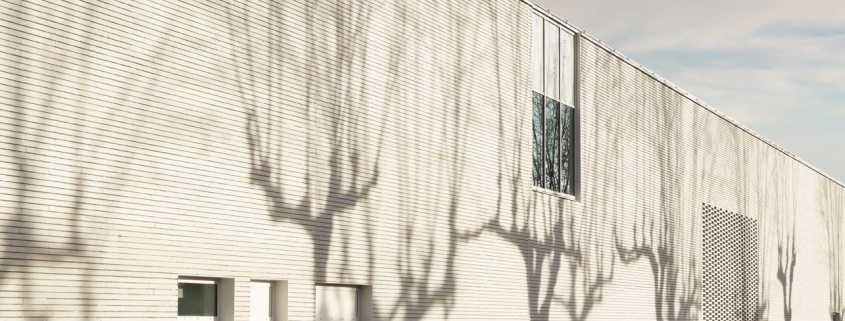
(532, 0, 845, 183)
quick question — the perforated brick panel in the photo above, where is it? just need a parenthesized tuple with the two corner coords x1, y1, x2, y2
(703, 204, 758, 321)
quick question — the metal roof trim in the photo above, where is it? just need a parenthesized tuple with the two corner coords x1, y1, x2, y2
(524, 0, 844, 188)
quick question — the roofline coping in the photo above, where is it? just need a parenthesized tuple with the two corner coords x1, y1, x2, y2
(524, 0, 845, 189)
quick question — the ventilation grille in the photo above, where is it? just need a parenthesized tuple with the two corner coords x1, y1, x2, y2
(703, 204, 758, 321)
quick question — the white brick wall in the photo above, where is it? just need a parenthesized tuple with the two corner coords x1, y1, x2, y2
(0, 0, 841, 320)
(576, 23, 843, 321)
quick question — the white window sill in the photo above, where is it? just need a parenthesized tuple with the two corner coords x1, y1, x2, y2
(178, 317, 217, 321)
(532, 186, 576, 200)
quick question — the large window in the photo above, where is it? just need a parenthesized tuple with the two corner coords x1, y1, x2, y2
(532, 13, 576, 195)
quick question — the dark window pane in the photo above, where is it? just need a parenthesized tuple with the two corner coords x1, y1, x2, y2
(545, 98, 560, 192)
(178, 282, 217, 316)
(561, 105, 575, 194)
(532, 92, 544, 187)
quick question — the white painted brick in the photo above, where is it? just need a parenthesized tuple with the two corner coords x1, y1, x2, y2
(0, 0, 840, 320)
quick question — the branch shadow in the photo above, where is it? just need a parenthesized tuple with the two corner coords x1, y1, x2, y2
(1, 1, 179, 318)
(484, 36, 626, 321)
(232, 1, 483, 320)
(233, 0, 382, 288)
(764, 158, 798, 321)
(611, 71, 699, 321)
(820, 180, 843, 320)
(777, 218, 796, 321)
(383, 1, 504, 319)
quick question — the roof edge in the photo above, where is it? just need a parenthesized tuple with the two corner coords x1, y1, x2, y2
(524, 0, 845, 189)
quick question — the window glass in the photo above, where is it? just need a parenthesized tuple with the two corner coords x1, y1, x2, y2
(561, 106, 575, 194)
(250, 282, 273, 321)
(532, 14, 544, 93)
(178, 282, 217, 317)
(545, 98, 560, 192)
(544, 21, 560, 100)
(316, 285, 358, 321)
(532, 92, 545, 187)
(561, 31, 575, 106)
(531, 13, 576, 196)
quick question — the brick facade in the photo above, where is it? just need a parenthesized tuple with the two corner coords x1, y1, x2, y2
(0, 0, 840, 320)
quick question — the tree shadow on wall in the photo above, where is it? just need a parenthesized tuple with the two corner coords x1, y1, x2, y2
(758, 233, 772, 321)
(612, 76, 698, 321)
(383, 1, 520, 319)
(0, 0, 181, 318)
(235, 0, 382, 285)
(612, 171, 697, 321)
(488, 48, 623, 320)
(777, 221, 796, 321)
(611, 154, 698, 321)
(238, 2, 493, 320)
(820, 181, 843, 320)
(614, 210, 698, 321)
(487, 200, 615, 321)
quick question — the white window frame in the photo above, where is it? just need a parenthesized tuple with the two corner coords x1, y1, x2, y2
(250, 281, 274, 321)
(530, 10, 580, 200)
(316, 284, 360, 321)
(178, 278, 219, 321)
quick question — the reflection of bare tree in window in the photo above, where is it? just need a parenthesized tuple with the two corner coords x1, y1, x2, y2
(531, 96, 574, 194)
(495, 101, 614, 321)
(559, 106, 575, 194)
(533, 93, 545, 187)
(545, 99, 561, 192)
(494, 67, 615, 320)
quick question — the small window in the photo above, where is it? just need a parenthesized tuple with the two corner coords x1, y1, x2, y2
(178, 278, 218, 321)
(250, 281, 273, 321)
(316, 285, 358, 321)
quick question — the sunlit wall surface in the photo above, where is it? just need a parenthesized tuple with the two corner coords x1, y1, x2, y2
(0, 0, 841, 320)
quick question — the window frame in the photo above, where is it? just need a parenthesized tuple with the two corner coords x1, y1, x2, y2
(315, 284, 360, 321)
(178, 278, 220, 321)
(250, 281, 274, 321)
(530, 11, 580, 200)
